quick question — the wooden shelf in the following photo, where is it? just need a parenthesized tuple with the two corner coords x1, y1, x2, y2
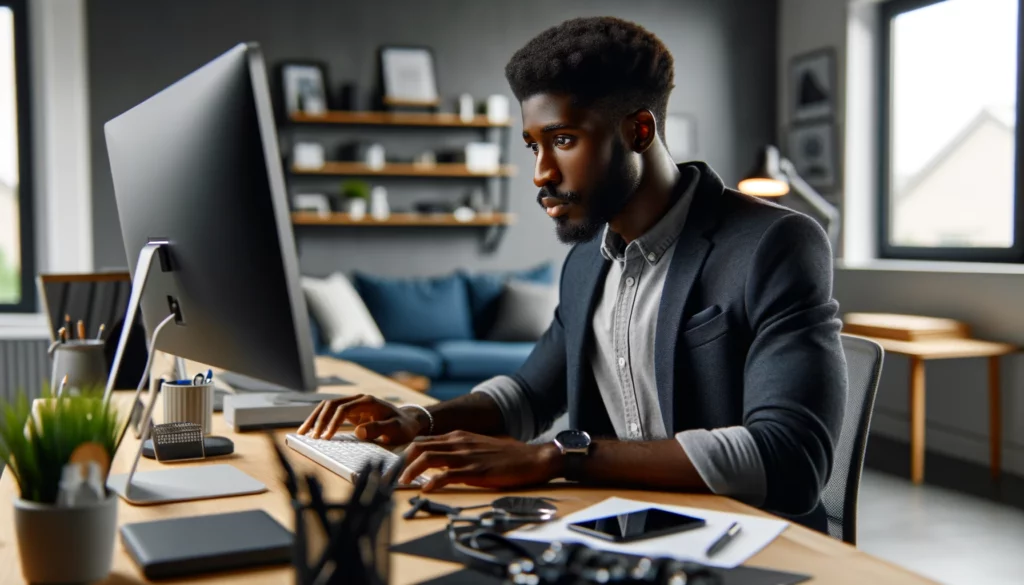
(290, 110, 511, 128)
(291, 212, 517, 227)
(290, 161, 516, 178)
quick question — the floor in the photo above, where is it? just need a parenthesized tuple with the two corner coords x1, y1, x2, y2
(858, 469, 1024, 584)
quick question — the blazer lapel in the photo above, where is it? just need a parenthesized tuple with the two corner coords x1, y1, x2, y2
(654, 163, 725, 433)
(566, 242, 609, 430)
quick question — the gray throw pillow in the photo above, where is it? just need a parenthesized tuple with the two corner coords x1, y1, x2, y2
(487, 279, 559, 342)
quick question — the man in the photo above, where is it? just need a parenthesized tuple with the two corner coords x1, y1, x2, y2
(299, 16, 847, 530)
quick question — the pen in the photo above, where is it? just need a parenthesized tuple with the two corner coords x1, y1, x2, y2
(205, 369, 213, 383)
(77, 320, 86, 341)
(57, 375, 69, 398)
(58, 326, 67, 344)
(64, 314, 71, 335)
(96, 323, 105, 340)
(706, 521, 742, 557)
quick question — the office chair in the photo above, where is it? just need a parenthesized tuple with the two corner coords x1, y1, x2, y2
(36, 271, 149, 389)
(822, 334, 884, 545)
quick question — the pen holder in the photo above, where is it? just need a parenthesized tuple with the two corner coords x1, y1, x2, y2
(49, 340, 108, 394)
(161, 379, 214, 436)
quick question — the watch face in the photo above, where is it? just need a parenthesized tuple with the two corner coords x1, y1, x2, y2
(556, 430, 591, 450)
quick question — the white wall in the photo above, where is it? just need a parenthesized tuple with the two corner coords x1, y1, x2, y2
(780, 0, 1024, 476)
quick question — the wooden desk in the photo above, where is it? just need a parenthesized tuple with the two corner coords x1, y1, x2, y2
(848, 335, 1017, 484)
(0, 357, 936, 584)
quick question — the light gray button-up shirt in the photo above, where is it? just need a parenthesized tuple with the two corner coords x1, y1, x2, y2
(475, 167, 767, 505)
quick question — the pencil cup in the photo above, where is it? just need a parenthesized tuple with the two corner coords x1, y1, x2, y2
(161, 380, 214, 436)
(49, 340, 108, 394)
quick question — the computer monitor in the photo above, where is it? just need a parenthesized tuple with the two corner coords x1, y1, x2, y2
(103, 42, 316, 393)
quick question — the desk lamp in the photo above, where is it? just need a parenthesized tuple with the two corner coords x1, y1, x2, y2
(738, 145, 840, 250)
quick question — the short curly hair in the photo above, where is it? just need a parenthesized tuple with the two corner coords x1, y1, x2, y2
(505, 17, 675, 139)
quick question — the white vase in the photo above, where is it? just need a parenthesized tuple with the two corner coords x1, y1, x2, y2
(14, 493, 118, 583)
(370, 186, 390, 220)
(348, 198, 367, 221)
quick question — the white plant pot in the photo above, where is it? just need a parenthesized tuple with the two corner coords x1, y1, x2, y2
(348, 198, 367, 221)
(14, 493, 118, 584)
(370, 187, 390, 220)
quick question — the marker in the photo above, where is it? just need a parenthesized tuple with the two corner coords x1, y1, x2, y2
(58, 326, 67, 344)
(64, 314, 71, 334)
(77, 320, 86, 341)
(57, 374, 69, 398)
(705, 522, 742, 557)
(205, 369, 213, 383)
(96, 323, 106, 341)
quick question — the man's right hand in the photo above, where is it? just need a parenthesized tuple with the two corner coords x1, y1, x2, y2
(296, 395, 426, 444)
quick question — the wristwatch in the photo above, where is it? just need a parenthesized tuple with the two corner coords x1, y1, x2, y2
(553, 429, 592, 482)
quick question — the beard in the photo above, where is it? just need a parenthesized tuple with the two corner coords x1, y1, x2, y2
(536, 142, 641, 244)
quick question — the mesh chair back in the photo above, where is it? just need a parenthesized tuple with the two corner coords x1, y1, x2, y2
(822, 334, 884, 545)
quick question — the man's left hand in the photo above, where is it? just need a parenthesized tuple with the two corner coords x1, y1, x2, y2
(398, 431, 563, 491)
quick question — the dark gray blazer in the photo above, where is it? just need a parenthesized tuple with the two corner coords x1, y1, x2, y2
(512, 162, 848, 520)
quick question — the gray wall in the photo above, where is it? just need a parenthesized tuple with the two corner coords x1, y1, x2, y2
(87, 0, 778, 276)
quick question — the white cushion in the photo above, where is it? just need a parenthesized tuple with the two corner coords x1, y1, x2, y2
(301, 273, 385, 353)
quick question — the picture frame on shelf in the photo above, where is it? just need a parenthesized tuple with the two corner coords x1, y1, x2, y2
(786, 121, 839, 192)
(378, 46, 439, 109)
(664, 113, 697, 163)
(789, 48, 836, 122)
(280, 61, 329, 116)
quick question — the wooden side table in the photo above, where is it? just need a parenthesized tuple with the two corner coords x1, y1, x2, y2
(848, 335, 1017, 484)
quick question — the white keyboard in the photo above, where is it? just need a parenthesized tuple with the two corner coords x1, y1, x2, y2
(285, 433, 428, 488)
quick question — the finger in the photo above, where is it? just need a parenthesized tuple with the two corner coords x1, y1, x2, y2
(399, 451, 468, 486)
(403, 439, 469, 463)
(320, 404, 349, 440)
(309, 395, 364, 437)
(356, 418, 403, 443)
(334, 396, 393, 425)
(422, 466, 481, 492)
(297, 401, 324, 435)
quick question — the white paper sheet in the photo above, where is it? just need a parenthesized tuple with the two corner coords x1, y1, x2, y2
(508, 496, 789, 568)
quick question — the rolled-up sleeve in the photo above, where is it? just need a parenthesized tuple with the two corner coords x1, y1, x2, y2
(676, 426, 767, 506)
(472, 376, 537, 442)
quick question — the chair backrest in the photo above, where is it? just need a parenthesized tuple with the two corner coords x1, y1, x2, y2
(822, 334, 884, 545)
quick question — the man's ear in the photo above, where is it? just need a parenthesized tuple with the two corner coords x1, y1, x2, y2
(626, 109, 657, 153)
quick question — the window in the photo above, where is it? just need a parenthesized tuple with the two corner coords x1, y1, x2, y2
(0, 0, 34, 312)
(879, 0, 1023, 262)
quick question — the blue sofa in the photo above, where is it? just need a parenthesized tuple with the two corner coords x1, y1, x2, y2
(308, 264, 553, 401)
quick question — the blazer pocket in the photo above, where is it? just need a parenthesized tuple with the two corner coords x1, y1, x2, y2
(681, 306, 730, 348)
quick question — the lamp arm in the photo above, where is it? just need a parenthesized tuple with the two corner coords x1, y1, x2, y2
(779, 158, 840, 248)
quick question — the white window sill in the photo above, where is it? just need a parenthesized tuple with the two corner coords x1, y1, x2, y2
(0, 313, 51, 339)
(838, 258, 1024, 275)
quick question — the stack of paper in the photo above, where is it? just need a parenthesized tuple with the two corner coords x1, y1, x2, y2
(508, 496, 789, 569)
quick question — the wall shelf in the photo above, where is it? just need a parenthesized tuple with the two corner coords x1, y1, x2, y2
(290, 110, 512, 128)
(291, 212, 516, 227)
(290, 162, 516, 178)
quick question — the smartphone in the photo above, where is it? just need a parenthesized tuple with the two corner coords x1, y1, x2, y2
(567, 508, 706, 543)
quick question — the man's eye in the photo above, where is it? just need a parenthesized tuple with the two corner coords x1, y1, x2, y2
(554, 136, 573, 147)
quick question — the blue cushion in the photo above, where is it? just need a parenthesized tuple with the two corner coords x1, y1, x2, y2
(333, 343, 444, 379)
(308, 315, 326, 355)
(353, 272, 474, 344)
(461, 263, 554, 338)
(433, 340, 534, 380)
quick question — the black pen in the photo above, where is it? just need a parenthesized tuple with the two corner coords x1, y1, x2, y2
(706, 521, 742, 557)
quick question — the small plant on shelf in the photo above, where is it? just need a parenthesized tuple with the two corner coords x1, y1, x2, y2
(341, 179, 371, 220)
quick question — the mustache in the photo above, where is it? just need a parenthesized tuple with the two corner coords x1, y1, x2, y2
(536, 186, 581, 208)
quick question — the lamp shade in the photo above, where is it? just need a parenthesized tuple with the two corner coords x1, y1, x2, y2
(738, 145, 790, 197)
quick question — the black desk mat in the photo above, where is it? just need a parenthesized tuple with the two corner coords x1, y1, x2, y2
(393, 529, 810, 585)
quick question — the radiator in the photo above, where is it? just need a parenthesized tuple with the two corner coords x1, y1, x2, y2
(0, 338, 50, 401)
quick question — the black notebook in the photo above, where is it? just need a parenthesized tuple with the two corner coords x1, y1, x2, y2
(120, 509, 292, 580)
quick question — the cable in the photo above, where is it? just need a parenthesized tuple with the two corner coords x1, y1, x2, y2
(110, 313, 176, 455)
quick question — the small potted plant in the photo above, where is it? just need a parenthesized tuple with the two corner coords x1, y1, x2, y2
(0, 390, 123, 583)
(341, 179, 370, 221)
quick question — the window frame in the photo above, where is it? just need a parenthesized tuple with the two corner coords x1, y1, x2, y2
(877, 0, 1024, 262)
(0, 0, 35, 313)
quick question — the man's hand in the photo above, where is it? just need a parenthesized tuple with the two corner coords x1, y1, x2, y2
(297, 395, 425, 444)
(398, 431, 563, 491)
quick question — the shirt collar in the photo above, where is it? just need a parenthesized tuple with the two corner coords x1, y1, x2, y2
(600, 165, 701, 266)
